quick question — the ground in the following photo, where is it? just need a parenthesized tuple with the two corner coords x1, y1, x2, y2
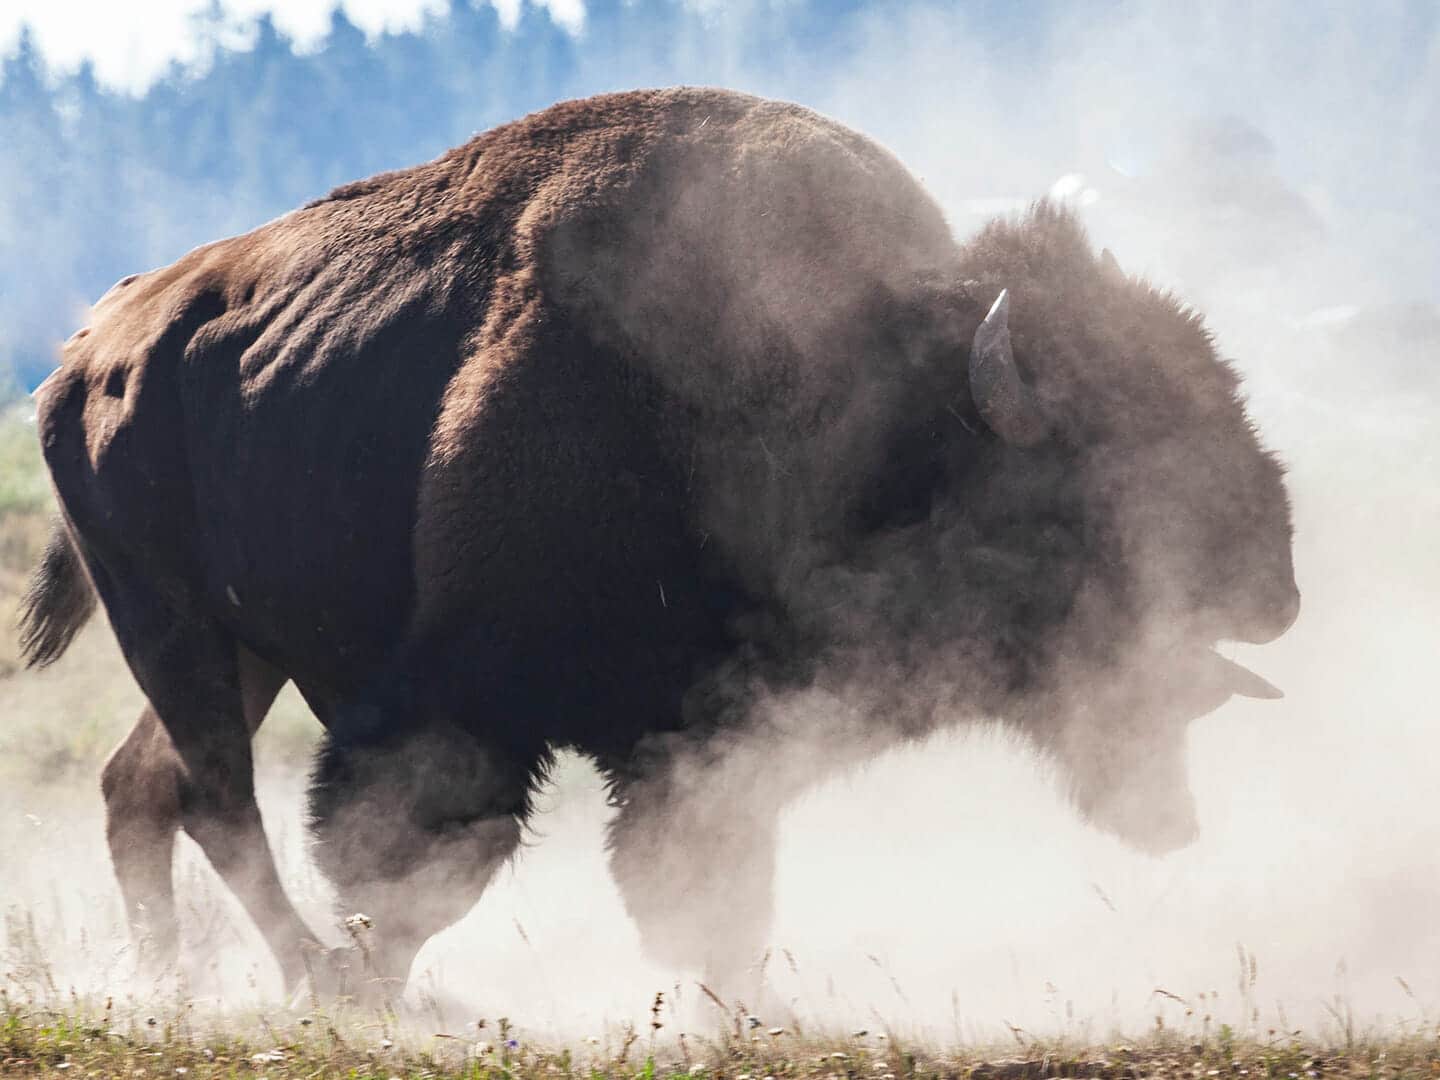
(4, 993, 1440, 1080)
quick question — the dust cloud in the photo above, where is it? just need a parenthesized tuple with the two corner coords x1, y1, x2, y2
(2, 0, 1438, 1049)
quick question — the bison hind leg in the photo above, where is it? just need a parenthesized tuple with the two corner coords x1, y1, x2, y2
(100, 704, 185, 978)
(306, 721, 548, 997)
(89, 584, 317, 994)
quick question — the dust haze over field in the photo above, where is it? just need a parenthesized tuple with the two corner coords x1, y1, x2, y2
(1, 0, 1438, 1048)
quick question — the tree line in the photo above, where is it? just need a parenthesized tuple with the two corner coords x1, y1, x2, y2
(0, 0, 890, 391)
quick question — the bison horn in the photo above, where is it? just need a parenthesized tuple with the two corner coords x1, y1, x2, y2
(969, 289, 1049, 447)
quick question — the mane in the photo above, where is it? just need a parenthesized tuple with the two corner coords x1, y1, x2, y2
(958, 201, 1249, 437)
(960, 200, 1097, 284)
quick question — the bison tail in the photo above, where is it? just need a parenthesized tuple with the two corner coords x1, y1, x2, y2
(17, 520, 97, 669)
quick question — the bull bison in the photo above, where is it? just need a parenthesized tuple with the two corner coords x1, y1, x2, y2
(19, 87, 1298, 998)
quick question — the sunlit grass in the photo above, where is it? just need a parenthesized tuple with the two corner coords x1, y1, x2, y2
(0, 399, 52, 675)
(3, 980, 1440, 1080)
(0, 400, 49, 526)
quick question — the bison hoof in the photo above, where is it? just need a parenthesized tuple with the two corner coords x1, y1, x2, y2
(290, 945, 398, 1010)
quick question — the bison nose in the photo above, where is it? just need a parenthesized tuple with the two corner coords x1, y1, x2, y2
(1234, 584, 1300, 644)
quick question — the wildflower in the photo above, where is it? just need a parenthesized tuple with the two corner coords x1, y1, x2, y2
(507, 1038, 519, 1049)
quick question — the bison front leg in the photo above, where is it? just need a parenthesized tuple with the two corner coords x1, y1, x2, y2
(306, 722, 545, 999)
(604, 749, 781, 1004)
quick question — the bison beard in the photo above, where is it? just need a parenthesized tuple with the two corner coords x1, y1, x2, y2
(19, 88, 1298, 999)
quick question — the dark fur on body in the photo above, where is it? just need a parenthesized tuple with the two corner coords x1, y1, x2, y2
(20, 88, 1297, 993)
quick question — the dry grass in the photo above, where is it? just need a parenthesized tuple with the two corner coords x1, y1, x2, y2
(4, 982, 1440, 1080)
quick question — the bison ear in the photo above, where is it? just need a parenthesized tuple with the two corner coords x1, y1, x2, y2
(969, 289, 1050, 447)
(1099, 248, 1124, 280)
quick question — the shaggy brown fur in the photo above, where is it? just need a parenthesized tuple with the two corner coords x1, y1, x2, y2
(20, 88, 1296, 996)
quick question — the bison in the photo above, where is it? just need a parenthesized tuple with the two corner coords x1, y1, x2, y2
(19, 87, 1298, 998)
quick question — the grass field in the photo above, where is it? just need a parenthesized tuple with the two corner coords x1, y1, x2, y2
(4, 989, 1440, 1080)
(2, 398, 1439, 1077)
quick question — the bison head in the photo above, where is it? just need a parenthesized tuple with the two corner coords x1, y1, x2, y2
(945, 206, 1299, 854)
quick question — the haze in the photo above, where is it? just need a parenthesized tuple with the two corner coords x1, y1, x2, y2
(0, 0, 1436, 1045)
